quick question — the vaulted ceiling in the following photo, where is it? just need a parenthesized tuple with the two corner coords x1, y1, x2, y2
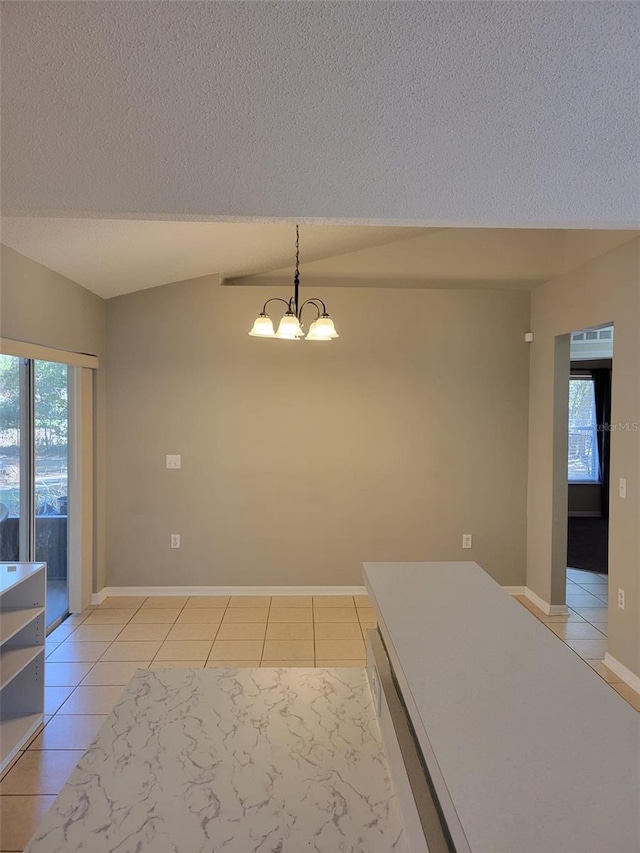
(2, 218, 636, 299)
(0, 219, 421, 298)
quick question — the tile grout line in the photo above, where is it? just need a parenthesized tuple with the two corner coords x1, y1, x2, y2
(313, 598, 318, 667)
(49, 599, 149, 713)
(146, 595, 202, 666)
(259, 596, 271, 668)
(205, 598, 229, 666)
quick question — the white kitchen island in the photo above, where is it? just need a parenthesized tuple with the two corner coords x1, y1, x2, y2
(363, 561, 640, 853)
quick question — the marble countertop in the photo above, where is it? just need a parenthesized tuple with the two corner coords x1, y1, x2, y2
(364, 561, 640, 853)
(26, 667, 407, 853)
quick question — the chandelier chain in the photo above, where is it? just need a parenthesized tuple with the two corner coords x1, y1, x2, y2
(293, 224, 300, 312)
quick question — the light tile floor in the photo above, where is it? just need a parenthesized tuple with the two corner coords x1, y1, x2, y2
(515, 568, 640, 715)
(0, 594, 374, 851)
(2, 582, 638, 851)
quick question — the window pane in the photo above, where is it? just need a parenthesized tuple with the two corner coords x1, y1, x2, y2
(568, 378, 600, 482)
(0, 355, 21, 560)
(34, 360, 69, 624)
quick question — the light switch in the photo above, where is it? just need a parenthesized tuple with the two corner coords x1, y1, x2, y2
(619, 478, 627, 499)
(166, 455, 181, 469)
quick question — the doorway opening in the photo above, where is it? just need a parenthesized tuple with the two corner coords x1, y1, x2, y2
(565, 325, 612, 646)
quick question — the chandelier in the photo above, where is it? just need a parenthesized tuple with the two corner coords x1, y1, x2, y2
(248, 225, 339, 341)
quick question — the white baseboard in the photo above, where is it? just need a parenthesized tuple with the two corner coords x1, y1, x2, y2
(503, 585, 567, 616)
(603, 653, 640, 693)
(91, 588, 108, 605)
(524, 587, 568, 616)
(93, 585, 367, 603)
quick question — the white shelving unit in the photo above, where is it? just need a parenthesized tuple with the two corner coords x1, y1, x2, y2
(0, 562, 46, 773)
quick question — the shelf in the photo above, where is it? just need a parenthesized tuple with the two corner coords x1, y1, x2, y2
(0, 563, 46, 596)
(0, 712, 44, 771)
(0, 564, 45, 772)
(0, 645, 44, 691)
(0, 607, 45, 645)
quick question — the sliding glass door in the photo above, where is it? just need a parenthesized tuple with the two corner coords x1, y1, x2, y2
(0, 356, 70, 627)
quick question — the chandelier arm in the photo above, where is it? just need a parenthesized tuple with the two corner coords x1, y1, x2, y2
(261, 297, 292, 314)
(298, 298, 325, 320)
(300, 296, 327, 319)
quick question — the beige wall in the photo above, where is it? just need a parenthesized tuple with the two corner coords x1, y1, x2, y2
(0, 245, 107, 591)
(527, 238, 640, 677)
(105, 279, 531, 589)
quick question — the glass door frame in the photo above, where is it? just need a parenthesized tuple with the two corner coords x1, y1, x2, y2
(1, 338, 98, 624)
(18, 357, 35, 561)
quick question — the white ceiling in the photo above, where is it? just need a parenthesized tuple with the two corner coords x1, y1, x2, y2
(231, 228, 566, 290)
(2, 2, 639, 228)
(0, 218, 420, 298)
(2, 218, 636, 299)
(227, 228, 639, 290)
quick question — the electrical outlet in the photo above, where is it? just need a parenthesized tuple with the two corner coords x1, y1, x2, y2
(170, 534, 181, 549)
(166, 455, 181, 469)
(462, 534, 472, 549)
(618, 588, 625, 610)
(619, 478, 627, 499)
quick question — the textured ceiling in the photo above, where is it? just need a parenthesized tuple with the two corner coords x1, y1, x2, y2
(0, 219, 419, 298)
(2, 1, 639, 228)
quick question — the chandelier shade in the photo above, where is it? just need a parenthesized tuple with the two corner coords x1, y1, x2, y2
(248, 314, 275, 337)
(306, 315, 339, 340)
(275, 312, 304, 340)
(248, 225, 339, 342)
